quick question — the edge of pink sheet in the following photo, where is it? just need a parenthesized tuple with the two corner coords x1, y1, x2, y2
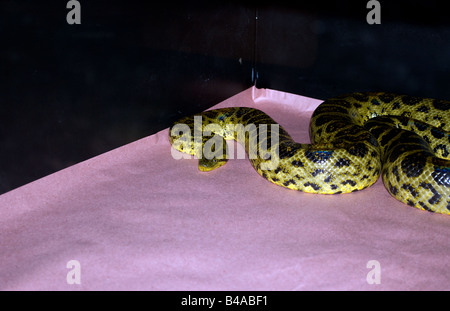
(1, 86, 449, 291)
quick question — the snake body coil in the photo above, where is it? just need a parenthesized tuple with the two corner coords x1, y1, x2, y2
(169, 92, 450, 215)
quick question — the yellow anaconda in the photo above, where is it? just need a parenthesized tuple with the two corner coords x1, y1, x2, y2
(169, 92, 450, 215)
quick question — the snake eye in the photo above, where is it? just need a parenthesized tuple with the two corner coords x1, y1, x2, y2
(218, 111, 232, 122)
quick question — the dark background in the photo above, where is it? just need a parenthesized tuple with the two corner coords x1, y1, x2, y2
(1, 0, 449, 194)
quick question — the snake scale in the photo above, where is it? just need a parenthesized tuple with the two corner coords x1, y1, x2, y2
(169, 92, 450, 215)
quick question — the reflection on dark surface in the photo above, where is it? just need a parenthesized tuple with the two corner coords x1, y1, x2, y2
(255, 4, 450, 99)
(1, 1, 449, 193)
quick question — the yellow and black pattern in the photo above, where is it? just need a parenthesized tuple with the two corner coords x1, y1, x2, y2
(169, 92, 450, 215)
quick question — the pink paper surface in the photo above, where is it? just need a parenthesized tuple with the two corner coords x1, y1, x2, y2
(1, 86, 449, 290)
